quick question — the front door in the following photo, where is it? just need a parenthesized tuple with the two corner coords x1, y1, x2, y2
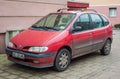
(71, 14, 93, 57)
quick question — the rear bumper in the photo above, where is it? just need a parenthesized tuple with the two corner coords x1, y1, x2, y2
(6, 48, 56, 68)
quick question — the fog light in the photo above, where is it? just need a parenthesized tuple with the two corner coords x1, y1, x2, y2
(33, 60, 39, 64)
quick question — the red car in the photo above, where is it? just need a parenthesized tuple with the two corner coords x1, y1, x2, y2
(6, 8, 112, 71)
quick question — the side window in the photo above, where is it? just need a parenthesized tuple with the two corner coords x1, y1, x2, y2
(74, 14, 90, 32)
(90, 14, 103, 28)
(101, 15, 109, 26)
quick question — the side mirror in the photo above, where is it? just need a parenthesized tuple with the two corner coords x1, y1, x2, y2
(74, 26, 82, 31)
(70, 26, 82, 33)
(73, 26, 82, 32)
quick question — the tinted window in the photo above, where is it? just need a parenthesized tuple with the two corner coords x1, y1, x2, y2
(101, 15, 109, 26)
(74, 14, 90, 32)
(90, 14, 103, 28)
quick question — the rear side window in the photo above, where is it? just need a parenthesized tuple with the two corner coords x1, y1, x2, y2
(101, 15, 109, 26)
(90, 14, 103, 28)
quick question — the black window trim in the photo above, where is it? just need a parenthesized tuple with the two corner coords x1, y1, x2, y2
(70, 13, 91, 33)
(99, 14, 109, 27)
(89, 13, 104, 29)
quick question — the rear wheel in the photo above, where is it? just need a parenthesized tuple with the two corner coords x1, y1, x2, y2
(100, 40, 111, 55)
(54, 48, 71, 72)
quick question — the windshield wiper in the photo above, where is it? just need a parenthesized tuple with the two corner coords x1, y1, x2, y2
(31, 26, 49, 30)
(30, 25, 60, 31)
(43, 27, 59, 31)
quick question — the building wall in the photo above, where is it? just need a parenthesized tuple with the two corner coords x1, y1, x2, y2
(0, 0, 66, 33)
(75, 0, 120, 5)
(90, 5, 120, 25)
(0, 0, 67, 53)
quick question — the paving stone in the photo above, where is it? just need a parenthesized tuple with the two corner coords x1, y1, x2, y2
(64, 75, 80, 79)
(17, 78, 26, 79)
(28, 76, 42, 79)
(9, 71, 22, 75)
(0, 72, 10, 76)
(42, 74, 56, 79)
(20, 73, 32, 78)
(53, 77, 62, 79)
(6, 75, 18, 79)
(0, 70, 3, 73)
(0, 77, 5, 79)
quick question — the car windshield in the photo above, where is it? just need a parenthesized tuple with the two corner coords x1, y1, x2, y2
(31, 13, 75, 31)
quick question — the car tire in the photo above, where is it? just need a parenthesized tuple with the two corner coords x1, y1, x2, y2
(54, 48, 71, 72)
(100, 40, 111, 55)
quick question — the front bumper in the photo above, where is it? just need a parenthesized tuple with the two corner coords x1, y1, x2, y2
(6, 48, 56, 68)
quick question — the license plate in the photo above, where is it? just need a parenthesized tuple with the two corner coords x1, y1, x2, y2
(12, 52, 25, 59)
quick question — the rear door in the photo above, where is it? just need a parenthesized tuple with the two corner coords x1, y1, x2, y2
(89, 13, 107, 51)
(71, 14, 93, 57)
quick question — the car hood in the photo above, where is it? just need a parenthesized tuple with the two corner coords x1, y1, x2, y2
(11, 29, 61, 47)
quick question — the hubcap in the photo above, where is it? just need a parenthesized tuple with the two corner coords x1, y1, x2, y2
(104, 41, 111, 54)
(59, 52, 69, 69)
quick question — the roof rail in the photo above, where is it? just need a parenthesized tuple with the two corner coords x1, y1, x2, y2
(57, 8, 97, 13)
(57, 8, 84, 12)
(57, 8, 83, 12)
(57, 8, 68, 12)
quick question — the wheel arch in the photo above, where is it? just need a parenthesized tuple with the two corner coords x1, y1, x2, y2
(58, 45, 72, 55)
(107, 37, 112, 43)
(54, 45, 72, 63)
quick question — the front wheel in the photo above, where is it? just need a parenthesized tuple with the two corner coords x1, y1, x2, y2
(100, 40, 111, 55)
(54, 48, 71, 72)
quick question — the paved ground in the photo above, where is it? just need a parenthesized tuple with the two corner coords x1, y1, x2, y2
(0, 30, 120, 79)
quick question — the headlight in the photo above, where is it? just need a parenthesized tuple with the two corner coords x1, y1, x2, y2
(28, 47, 48, 53)
(8, 42, 14, 48)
